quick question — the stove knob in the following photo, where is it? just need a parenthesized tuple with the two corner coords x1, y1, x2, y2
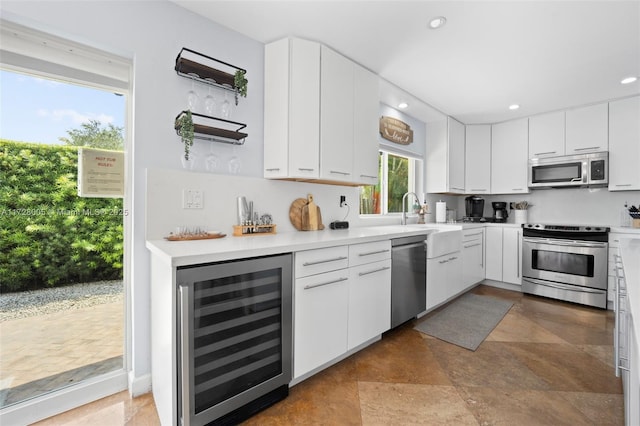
(586, 227, 591, 230)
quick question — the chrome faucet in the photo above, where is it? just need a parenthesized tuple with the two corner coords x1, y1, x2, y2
(401, 192, 420, 225)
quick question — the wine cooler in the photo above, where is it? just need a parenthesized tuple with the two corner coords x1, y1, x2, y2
(177, 254, 292, 425)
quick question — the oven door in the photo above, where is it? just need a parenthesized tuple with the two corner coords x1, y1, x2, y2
(522, 237, 608, 289)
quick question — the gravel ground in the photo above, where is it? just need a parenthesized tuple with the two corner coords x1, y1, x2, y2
(0, 281, 123, 322)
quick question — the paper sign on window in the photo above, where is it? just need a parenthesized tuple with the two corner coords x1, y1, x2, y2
(78, 148, 124, 198)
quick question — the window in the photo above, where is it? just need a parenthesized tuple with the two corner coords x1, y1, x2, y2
(360, 150, 423, 215)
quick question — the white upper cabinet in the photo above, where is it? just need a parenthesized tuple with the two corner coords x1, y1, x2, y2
(464, 124, 491, 193)
(491, 118, 529, 194)
(320, 45, 354, 183)
(609, 96, 640, 191)
(264, 38, 320, 180)
(565, 103, 608, 154)
(426, 116, 465, 194)
(528, 111, 565, 159)
(352, 63, 380, 186)
(264, 38, 379, 186)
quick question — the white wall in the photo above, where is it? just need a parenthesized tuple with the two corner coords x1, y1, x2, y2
(1, 0, 266, 393)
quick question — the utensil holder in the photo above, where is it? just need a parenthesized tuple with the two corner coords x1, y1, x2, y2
(514, 209, 527, 225)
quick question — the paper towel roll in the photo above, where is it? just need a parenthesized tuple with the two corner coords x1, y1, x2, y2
(436, 201, 446, 223)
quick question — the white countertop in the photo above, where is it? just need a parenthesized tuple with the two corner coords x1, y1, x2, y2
(146, 225, 445, 267)
(619, 236, 640, 347)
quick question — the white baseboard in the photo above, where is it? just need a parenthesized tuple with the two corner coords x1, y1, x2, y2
(128, 371, 152, 397)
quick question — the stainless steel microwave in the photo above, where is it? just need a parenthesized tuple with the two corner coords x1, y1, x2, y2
(528, 152, 608, 188)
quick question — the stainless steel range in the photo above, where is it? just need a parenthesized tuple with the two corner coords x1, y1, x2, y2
(522, 223, 609, 309)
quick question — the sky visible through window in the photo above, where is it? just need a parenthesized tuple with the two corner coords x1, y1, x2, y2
(0, 69, 125, 145)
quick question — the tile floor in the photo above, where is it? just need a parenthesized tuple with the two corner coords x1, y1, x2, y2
(36, 285, 624, 425)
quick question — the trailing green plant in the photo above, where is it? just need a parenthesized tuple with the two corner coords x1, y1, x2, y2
(177, 110, 194, 160)
(234, 70, 248, 98)
(0, 139, 124, 292)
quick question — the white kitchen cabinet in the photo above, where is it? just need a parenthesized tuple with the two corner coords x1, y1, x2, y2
(348, 259, 391, 350)
(462, 228, 485, 287)
(264, 38, 320, 180)
(426, 116, 465, 194)
(464, 124, 491, 194)
(320, 45, 354, 182)
(609, 96, 640, 191)
(427, 253, 462, 310)
(502, 227, 523, 286)
(484, 226, 522, 286)
(528, 111, 565, 159)
(565, 103, 608, 154)
(484, 227, 503, 281)
(491, 118, 529, 194)
(352, 63, 380, 186)
(264, 38, 379, 186)
(294, 268, 349, 379)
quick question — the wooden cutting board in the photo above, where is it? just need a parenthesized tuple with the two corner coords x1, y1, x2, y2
(289, 194, 324, 231)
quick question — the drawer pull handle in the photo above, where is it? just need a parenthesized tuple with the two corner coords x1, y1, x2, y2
(298, 167, 315, 172)
(302, 256, 348, 266)
(358, 249, 390, 257)
(330, 170, 351, 176)
(533, 151, 557, 156)
(360, 174, 377, 179)
(464, 243, 482, 249)
(265, 168, 280, 171)
(574, 146, 600, 151)
(304, 277, 348, 290)
(464, 231, 483, 237)
(358, 266, 391, 277)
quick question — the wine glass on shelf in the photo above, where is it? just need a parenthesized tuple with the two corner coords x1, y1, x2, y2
(204, 80, 216, 116)
(205, 145, 219, 172)
(220, 90, 231, 119)
(186, 74, 199, 111)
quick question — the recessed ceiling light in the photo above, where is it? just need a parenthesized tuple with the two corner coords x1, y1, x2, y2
(429, 16, 447, 29)
(398, 102, 408, 109)
(509, 104, 520, 110)
(621, 76, 638, 84)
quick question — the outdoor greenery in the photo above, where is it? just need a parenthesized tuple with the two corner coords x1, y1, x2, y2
(59, 119, 125, 150)
(0, 139, 124, 292)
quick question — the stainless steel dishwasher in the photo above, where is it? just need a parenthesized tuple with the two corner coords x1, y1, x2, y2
(391, 235, 427, 328)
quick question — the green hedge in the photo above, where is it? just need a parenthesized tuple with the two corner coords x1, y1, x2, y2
(0, 140, 124, 292)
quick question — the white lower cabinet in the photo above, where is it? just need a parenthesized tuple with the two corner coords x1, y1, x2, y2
(484, 226, 522, 286)
(294, 268, 349, 379)
(462, 229, 485, 287)
(294, 240, 391, 379)
(348, 259, 391, 350)
(427, 252, 462, 310)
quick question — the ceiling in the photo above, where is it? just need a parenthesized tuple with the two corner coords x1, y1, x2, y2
(173, 1, 640, 124)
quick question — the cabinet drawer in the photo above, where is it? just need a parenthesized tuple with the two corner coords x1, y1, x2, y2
(295, 246, 349, 278)
(349, 240, 391, 267)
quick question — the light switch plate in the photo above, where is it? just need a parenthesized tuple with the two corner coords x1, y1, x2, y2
(183, 189, 203, 209)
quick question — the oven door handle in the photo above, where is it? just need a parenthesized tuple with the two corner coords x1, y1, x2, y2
(522, 277, 605, 294)
(522, 237, 607, 249)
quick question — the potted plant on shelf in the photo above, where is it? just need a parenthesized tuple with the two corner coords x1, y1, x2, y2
(234, 70, 248, 99)
(177, 110, 195, 160)
(514, 201, 531, 224)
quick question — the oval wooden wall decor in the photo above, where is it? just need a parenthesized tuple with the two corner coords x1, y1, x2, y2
(379, 116, 414, 145)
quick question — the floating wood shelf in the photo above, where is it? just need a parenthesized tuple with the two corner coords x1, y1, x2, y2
(175, 111, 247, 145)
(175, 47, 246, 105)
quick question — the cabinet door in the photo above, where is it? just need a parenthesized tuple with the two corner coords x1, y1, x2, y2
(609, 96, 640, 191)
(465, 125, 491, 194)
(294, 269, 349, 378)
(425, 114, 448, 193)
(529, 111, 565, 158)
(491, 118, 529, 194)
(320, 46, 354, 182)
(352, 64, 380, 186)
(484, 227, 503, 281)
(427, 256, 449, 310)
(565, 103, 608, 154)
(462, 229, 485, 288)
(502, 227, 522, 286)
(449, 118, 466, 193)
(264, 38, 320, 179)
(348, 259, 391, 350)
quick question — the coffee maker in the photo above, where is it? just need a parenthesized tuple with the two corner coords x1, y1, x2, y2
(465, 196, 485, 220)
(492, 202, 509, 223)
